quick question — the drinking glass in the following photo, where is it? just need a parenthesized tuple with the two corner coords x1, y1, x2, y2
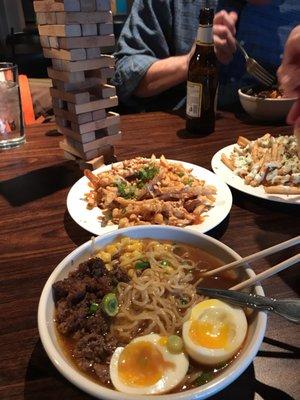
(0, 63, 25, 149)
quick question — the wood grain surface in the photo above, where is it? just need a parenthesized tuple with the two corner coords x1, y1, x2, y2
(0, 111, 299, 400)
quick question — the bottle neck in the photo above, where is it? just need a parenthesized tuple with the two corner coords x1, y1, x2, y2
(196, 24, 213, 46)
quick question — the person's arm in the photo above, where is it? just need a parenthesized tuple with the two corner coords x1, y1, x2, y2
(277, 25, 300, 127)
(111, 0, 174, 103)
(134, 54, 190, 98)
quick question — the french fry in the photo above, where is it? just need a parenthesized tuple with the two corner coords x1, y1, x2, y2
(264, 186, 300, 195)
(221, 154, 234, 171)
(237, 136, 250, 148)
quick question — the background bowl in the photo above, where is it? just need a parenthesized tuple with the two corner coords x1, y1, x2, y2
(38, 226, 267, 400)
(238, 87, 295, 121)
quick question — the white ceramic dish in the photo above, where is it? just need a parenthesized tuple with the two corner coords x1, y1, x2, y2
(238, 88, 296, 122)
(38, 225, 267, 400)
(67, 159, 233, 235)
(211, 145, 300, 205)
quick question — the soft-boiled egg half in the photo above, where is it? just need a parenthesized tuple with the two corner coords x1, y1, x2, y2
(183, 299, 248, 366)
(110, 333, 189, 395)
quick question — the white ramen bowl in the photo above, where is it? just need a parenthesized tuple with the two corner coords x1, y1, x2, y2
(38, 226, 267, 400)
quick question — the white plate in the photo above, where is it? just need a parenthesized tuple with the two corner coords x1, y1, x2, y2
(211, 145, 300, 205)
(67, 159, 233, 235)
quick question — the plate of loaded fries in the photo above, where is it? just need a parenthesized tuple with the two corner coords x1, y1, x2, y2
(67, 155, 233, 236)
(211, 133, 300, 204)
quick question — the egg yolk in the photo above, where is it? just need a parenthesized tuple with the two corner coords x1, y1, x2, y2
(189, 320, 229, 349)
(118, 341, 175, 387)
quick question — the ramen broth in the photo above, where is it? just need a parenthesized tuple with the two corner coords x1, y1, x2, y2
(54, 239, 242, 393)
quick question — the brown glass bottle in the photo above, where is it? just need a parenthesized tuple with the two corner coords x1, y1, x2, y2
(186, 8, 218, 135)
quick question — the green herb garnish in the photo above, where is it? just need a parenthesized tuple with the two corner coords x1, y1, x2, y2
(88, 302, 99, 315)
(136, 164, 159, 183)
(184, 177, 194, 186)
(135, 260, 150, 270)
(116, 181, 136, 199)
(177, 171, 184, 177)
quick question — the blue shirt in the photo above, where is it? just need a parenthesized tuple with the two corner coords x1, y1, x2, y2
(111, 0, 300, 110)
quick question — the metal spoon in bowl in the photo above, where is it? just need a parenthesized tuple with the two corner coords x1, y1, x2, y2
(197, 287, 300, 324)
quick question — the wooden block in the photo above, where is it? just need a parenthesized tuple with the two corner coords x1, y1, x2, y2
(52, 55, 115, 72)
(46, 12, 57, 24)
(101, 84, 116, 98)
(57, 124, 96, 143)
(39, 35, 50, 48)
(52, 77, 106, 91)
(98, 22, 113, 35)
(36, 12, 47, 25)
(34, 0, 64, 12)
(86, 47, 101, 59)
(79, 155, 105, 170)
(80, 0, 96, 12)
(61, 139, 100, 161)
(86, 67, 114, 80)
(71, 111, 120, 134)
(60, 139, 86, 158)
(55, 11, 112, 24)
(55, 116, 69, 127)
(106, 123, 120, 136)
(63, 150, 78, 161)
(92, 109, 106, 120)
(54, 107, 93, 124)
(49, 36, 59, 48)
(67, 95, 118, 114)
(38, 24, 81, 37)
(69, 131, 121, 152)
(96, 0, 111, 11)
(48, 67, 85, 83)
(88, 83, 116, 99)
(50, 87, 90, 104)
(34, 0, 80, 12)
(52, 97, 66, 109)
(44, 48, 86, 61)
(81, 24, 97, 37)
(58, 35, 114, 49)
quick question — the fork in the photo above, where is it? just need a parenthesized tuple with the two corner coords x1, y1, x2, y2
(236, 40, 276, 87)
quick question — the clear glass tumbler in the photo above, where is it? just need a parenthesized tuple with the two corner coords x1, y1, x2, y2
(0, 63, 25, 149)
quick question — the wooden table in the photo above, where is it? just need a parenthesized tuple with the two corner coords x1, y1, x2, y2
(0, 111, 299, 400)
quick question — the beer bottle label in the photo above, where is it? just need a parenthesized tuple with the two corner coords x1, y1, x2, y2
(196, 24, 213, 46)
(186, 81, 203, 118)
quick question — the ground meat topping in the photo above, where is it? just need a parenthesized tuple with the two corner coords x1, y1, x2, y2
(53, 257, 128, 385)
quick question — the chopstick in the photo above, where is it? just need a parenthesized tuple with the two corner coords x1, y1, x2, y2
(230, 253, 300, 291)
(202, 236, 300, 277)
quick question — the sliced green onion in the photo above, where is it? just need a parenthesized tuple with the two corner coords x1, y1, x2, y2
(88, 302, 99, 315)
(160, 259, 170, 267)
(101, 293, 118, 317)
(180, 297, 188, 305)
(195, 371, 213, 386)
(166, 335, 183, 354)
(135, 260, 150, 270)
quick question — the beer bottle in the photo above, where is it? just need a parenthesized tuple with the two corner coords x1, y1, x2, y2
(186, 7, 218, 135)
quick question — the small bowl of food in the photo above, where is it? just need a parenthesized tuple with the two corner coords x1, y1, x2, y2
(38, 226, 267, 400)
(238, 85, 296, 121)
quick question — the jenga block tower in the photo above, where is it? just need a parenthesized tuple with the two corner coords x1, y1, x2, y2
(34, 0, 120, 169)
